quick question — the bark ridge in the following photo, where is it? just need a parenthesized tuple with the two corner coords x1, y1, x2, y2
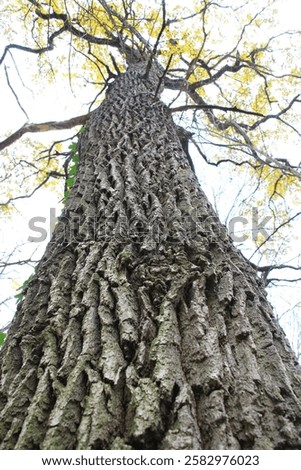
(0, 63, 301, 450)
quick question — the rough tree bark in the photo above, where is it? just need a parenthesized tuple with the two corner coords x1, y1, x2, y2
(0, 62, 301, 450)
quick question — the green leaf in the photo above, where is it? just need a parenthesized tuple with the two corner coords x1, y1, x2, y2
(68, 142, 77, 153)
(72, 154, 79, 164)
(16, 274, 34, 292)
(15, 292, 24, 302)
(0, 332, 6, 346)
(66, 176, 75, 188)
(63, 191, 70, 205)
(69, 165, 77, 175)
(15, 274, 34, 303)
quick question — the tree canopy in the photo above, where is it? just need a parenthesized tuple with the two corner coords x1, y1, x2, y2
(0, 0, 301, 353)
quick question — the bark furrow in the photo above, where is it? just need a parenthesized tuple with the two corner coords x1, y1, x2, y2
(1, 63, 301, 449)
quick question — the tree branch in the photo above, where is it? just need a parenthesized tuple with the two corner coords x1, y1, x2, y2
(256, 264, 301, 273)
(170, 104, 264, 118)
(0, 26, 67, 65)
(34, 8, 120, 48)
(190, 61, 244, 89)
(0, 171, 63, 207)
(0, 258, 39, 269)
(0, 113, 92, 152)
(266, 277, 301, 286)
(249, 94, 301, 130)
(144, 0, 167, 79)
(249, 211, 301, 261)
(4, 65, 29, 120)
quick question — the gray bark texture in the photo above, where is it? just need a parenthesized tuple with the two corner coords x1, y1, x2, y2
(0, 63, 301, 450)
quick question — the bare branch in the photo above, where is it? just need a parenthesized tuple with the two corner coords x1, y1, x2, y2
(0, 113, 92, 152)
(0, 25, 67, 65)
(249, 211, 301, 261)
(249, 94, 301, 130)
(266, 277, 301, 285)
(190, 61, 245, 89)
(165, 77, 250, 132)
(228, 122, 301, 178)
(4, 65, 29, 121)
(257, 264, 301, 273)
(144, 0, 167, 79)
(0, 258, 39, 269)
(191, 138, 260, 170)
(170, 104, 264, 118)
(154, 54, 174, 97)
(36, 9, 120, 47)
(97, 0, 152, 54)
(0, 171, 63, 207)
(0, 4, 122, 68)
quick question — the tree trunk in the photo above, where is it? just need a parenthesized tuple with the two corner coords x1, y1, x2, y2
(0, 63, 301, 450)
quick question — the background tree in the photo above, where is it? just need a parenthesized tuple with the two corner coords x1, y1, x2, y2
(0, 0, 301, 449)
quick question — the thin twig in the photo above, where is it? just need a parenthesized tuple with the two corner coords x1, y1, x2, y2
(144, 0, 167, 79)
(170, 104, 264, 118)
(4, 65, 29, 121)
